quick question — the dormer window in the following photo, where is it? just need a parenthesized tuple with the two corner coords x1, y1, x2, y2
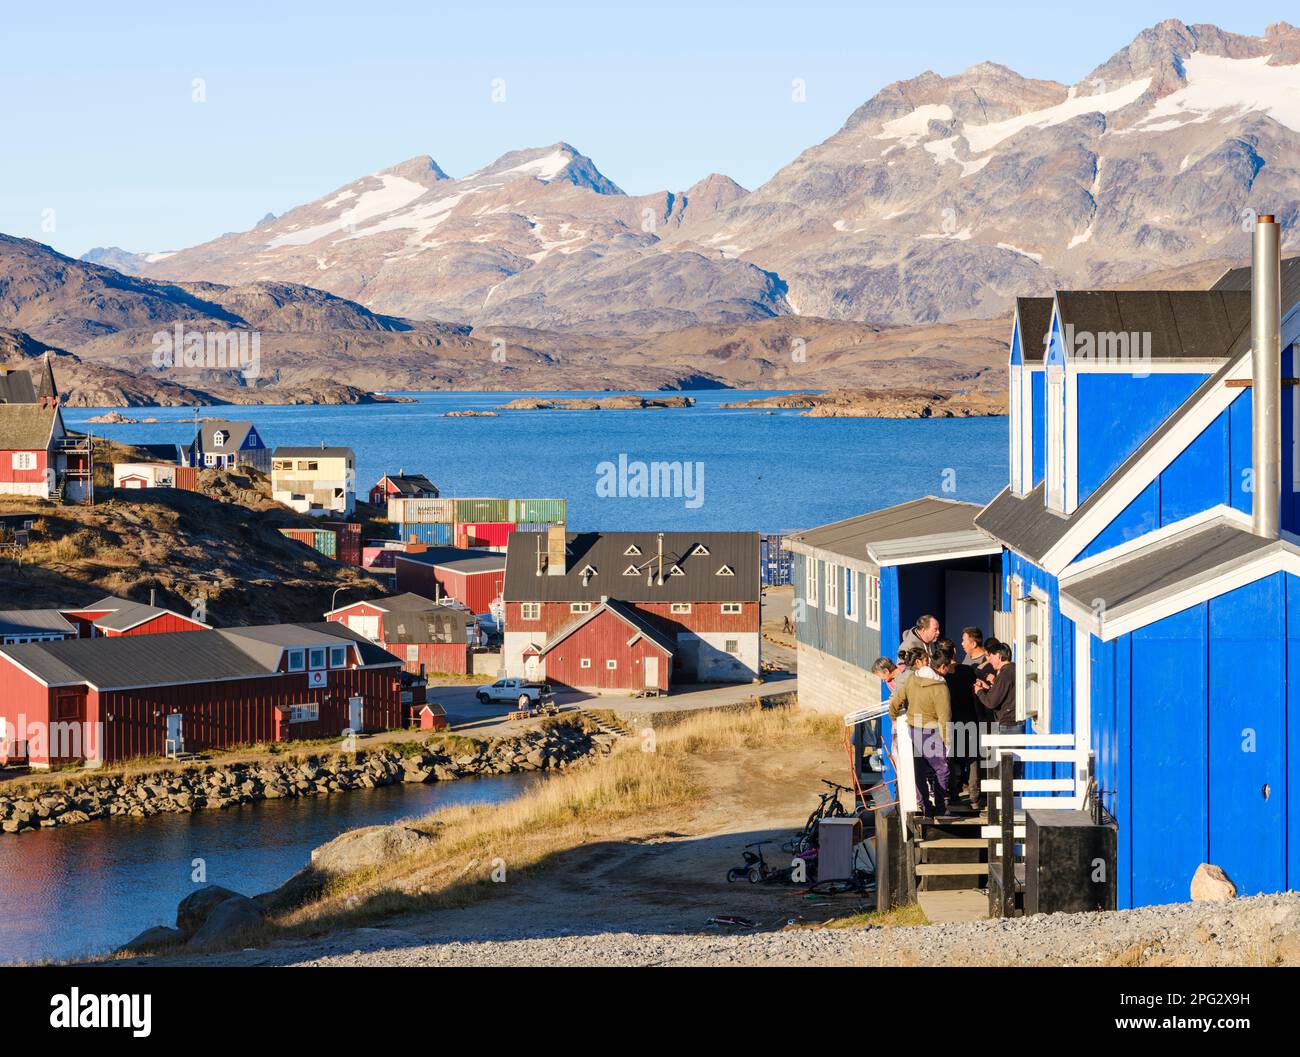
(623, 544, 642, 556)
(580, 564, 597, 577)
(668, 564, 685, 577)
(716, 565, 734, 576)
(691, 544, 710, 556)
(623, 564, 641, 576)
(212, 430, 227, 448)
(286, 649, 305, 672)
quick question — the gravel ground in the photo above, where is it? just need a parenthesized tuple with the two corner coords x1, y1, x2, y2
(165, 892, 1300, 968)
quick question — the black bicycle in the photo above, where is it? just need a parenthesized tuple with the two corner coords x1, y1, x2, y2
(782, 780, 853, 854)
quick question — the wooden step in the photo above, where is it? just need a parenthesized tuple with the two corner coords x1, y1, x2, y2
(919, 838, 986, 850)
(916, 862, 989, 877)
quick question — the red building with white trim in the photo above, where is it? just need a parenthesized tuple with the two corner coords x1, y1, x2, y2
(395, 548, 506, 614)
(326, 593, 475, 675)
(503, 528, 760, 690)
(0, 622, 403, 768)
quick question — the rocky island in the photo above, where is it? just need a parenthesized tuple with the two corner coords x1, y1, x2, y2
(497, 394, 696, 411)
(721, 388, 1005, 418)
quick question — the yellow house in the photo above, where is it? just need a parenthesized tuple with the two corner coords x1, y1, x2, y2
(271, 445, 356, 517)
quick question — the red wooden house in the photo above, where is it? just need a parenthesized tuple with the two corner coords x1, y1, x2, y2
(394, 548, 506, 614)
(368, 471, 439, 507)
(503, 528, 761, 690)
(0, 358, 88, 503)
(326, 592, 475, 675)
(0, 623, 403, 768)
(62, 595, 210, 637)
(537, 600, 675, 692)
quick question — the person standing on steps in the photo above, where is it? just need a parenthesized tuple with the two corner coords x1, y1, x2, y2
(887, 645, 952, 820)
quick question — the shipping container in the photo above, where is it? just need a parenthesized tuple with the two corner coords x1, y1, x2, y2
(175, 466, 198, 492)
(323, 520, 362, 565)
(388, 496, 454, 524)
(457, 521, 516, 549)
(509, 498, 567, 524)
(454, 497, 510, 523)
(398, 522, 455, 546)
(280, 527, 337, 558)
(760, 534, 793, 585)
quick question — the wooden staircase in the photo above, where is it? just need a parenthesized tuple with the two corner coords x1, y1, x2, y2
(911, 815, 989, 892)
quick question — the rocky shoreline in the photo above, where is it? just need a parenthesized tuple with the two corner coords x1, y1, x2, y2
(0, 722, 609, 836)
(721, 387, 1005, 418)
(496, 394, 695, 411)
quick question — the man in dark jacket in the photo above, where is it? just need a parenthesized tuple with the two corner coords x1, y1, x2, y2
(975, 642, 1020, 733)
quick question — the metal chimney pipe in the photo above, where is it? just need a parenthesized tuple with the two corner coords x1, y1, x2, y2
(1251, 214, 1282, 538)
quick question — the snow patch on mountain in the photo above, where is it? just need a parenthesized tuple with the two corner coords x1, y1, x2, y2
(267, 174, 429, 248)
(1132, 53, 1300, 133)
(961, 77, 1152, 153)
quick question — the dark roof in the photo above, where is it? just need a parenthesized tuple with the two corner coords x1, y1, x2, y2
(396, 547, 506, 574)
(1212, 255, 1300, 314)
(274, 446, 354, 459)
(503, 531, 759, 603)
(1059, 520, 1274, 616)
(381, 473, 439, 496)
(383, 604, 473, 645)
(1053, 290, 1251, 361)
(73, 595, 192, 633)
(1015, 297, 1054, 364)
(539, 599, 676, 657)
(197, 420, 254, 453)
(786, 498, 985, 567)
(0, 368, 37, 404)
(975, 350, 1248, 563)
(136, 443, 181, 463)
(37, 357, 58, 402)
(0, 622, 399, 689)
(0, 609, 76, 638)
(0, 403, 56, 451)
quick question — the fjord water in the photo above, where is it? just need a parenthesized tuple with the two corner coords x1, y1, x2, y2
(65, 391, 1008, 529)
(0, 771, 542, 965)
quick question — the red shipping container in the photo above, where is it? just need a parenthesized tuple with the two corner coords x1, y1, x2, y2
(457, 521, 516, 548)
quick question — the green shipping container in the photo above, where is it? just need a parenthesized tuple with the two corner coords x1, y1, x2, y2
(513, 498, 567, 524)
(455, 497, 510, 522)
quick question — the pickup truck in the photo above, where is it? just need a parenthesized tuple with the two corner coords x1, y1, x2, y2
(476, 677, 555, 709)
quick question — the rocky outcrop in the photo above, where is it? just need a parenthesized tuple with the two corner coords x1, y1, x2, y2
(497, 395, 695, 411)
(0, 722, 609, 836)
(721, 387, 1005, 418)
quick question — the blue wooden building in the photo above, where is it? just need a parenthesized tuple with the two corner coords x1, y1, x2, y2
(801, 218, 1300, 909)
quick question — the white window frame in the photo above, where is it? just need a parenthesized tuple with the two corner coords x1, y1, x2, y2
(1045, 363, 1066, 513)
(329, 645, 348, 668)
(1015, 588, 1050, 726)
(580, 658, 592, 669)
(805, 555, 818, 607)
(720, 603, 742, 615)
(865, 575, 881, 629)
(670, 603, 692, 614)
(406, 645, 419, 662)
(724, 639, 739, 654)
(11, 452, 36, 471)
(605, 658, 617, 670)
(286, 649, 305, 672)
(824, 562, 838, 615)
(308, 647, 327, 670)
(843, 567, 857, 622)
(520, 603, 540, 621)
(570, 602, 593, 614)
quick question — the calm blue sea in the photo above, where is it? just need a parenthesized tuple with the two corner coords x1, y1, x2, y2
(64, 391, 1008, 532)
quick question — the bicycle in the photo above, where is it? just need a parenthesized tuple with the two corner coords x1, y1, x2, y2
(781, 779, 854, 854)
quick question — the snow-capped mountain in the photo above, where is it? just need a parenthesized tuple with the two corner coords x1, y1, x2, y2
(139, 143, 766, 330)
(128, 21, 1300, 328)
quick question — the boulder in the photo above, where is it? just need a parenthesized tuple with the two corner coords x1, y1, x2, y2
(1191, 863, 1237, 902)
(186, 895, 266, 949)
(119, 925, 182, 954)
(310, 824, 433, 877)
(176, 884, 243, 934)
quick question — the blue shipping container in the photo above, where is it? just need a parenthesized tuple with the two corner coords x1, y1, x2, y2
(397, 522, 455, 546)
(760, 534, 793, 586)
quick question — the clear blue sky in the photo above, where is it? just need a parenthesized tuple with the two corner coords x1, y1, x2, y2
(0, 2, 1286, 256)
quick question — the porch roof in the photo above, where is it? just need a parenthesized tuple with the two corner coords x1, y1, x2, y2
(785, 497, 990, 572)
